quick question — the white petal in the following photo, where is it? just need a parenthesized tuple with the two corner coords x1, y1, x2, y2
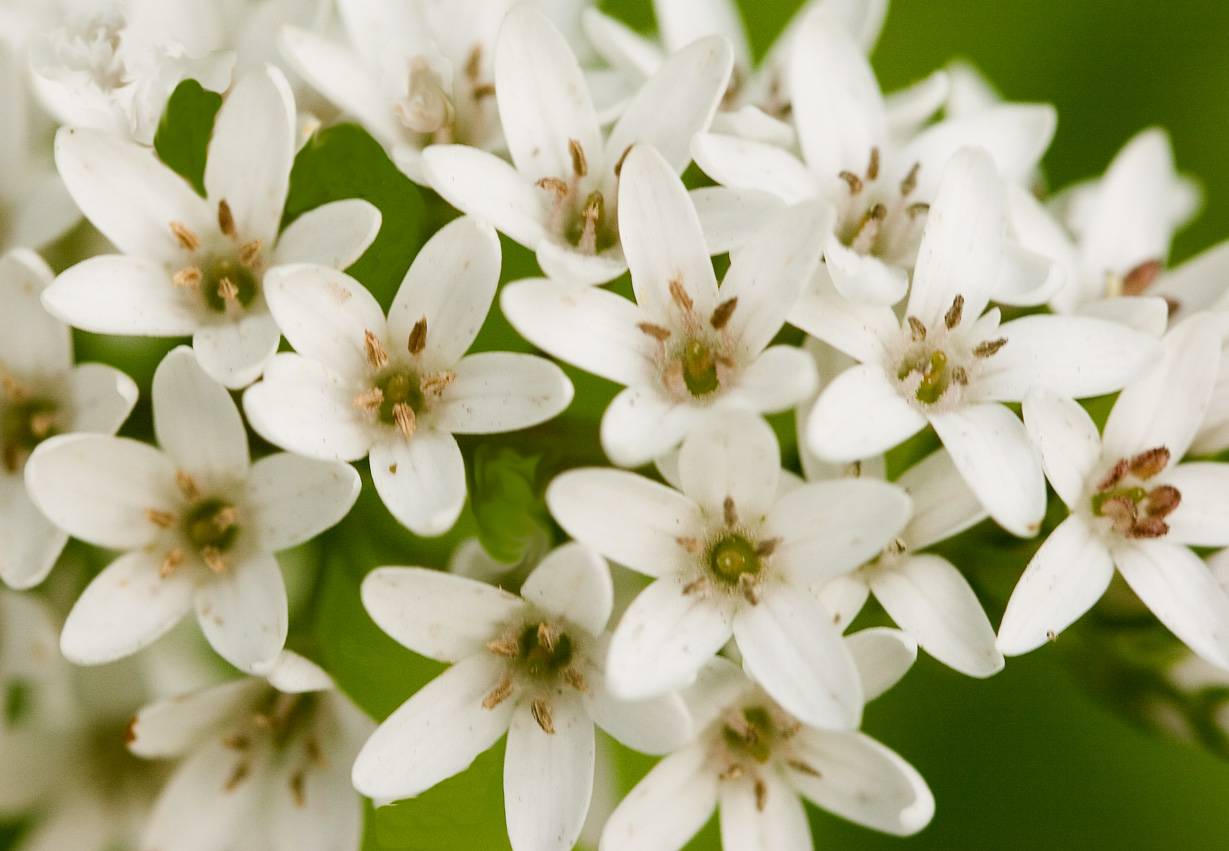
(422, 145, 547, 248)
(598, 743, 717, 851)
(24, 434, 174, 549)
(128, 678, 263, 758)
(708, 104, 797, 148)
(1153, 239, 1229, 317)
(547, 468, 703, 578)
(194, 309, 280, 391)
(885, 69, 950, 139)
(606, 577, 734, 698)
(388, 216, 500, 365)
(274, 199, 382, 269)
(844, 627, 918, 700)
(726, 345, 819, 414)
(789, 730, 934, 836)
(600, 385, 704, 468)
(44, 256, 201, 336)
(719, 772, 811, 851)
(153, 347, 249, 485)
(370, 430, 467, 536)
(496, 6, 602, 185)
(691, 132, 819, 205)
(1156, 463, 1229, 546)
(788, 274, 898, 365)
(997, 516, 1114, 655)
(436, 352, 573, 434)
(824, 236, 909, 307)
(619, 145, 718, 319)
(204, 66, 295, 246)
(653, 0, 750, 58)
(930, 402, 1045, 538)
(244, 453, 360, 551)
(604, 35, 732, 174)
(582, 8, 663, 79)
(817, 574, 871, 632)
(267, 726, 364, 851)
(60, 550, 194, 665)
(535, 239, 628, 286)
(505, 696, 594, 851)
(0, 250, 69, 374)
(0, 478, 67, 589)
(806, 364, 926, 462)
(500, 278, 655, 386)
(978, 314, 1156, 402)
(351, 654, 514, 801)
(521, 543, 612, 636)
(677, 410, 780, 519)
(689, 186, 786, 255)
(244, 354, 373, 461)
(734, 584, 864, 729)
(992, 241, 1066, 307)
(53, 127, 212, 263)
(266, 650, 335, 694)
(195, 552, 288, 674)
(584, 674, 692, 755)
(1077, 296, 1169, 337)
(767, 478, 913, 583)
(65, 363, 139, 435)
(7, 172, 81, 251)
(1022, 389, 1102, 510)
(1113, 539, 1229, 670)
(897, 448, 987, 550)
(810, 0, 889, 52)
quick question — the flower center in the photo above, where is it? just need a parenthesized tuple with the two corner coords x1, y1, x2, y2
(708, 533, 762, 585)
(834, 151, 929, 263)
(1090, 447, 1179, 538)
(678, 338, 721, 397)
(517, 622, 576, 679)
(897, 347, 954, 405)
(2, 397, 59, 472)
(200, 256, 259, 313)
(3, 678, 31, 725)
(721, 704, 777, 764)
(182, 497, 240, 552)
(535, 138, 620, 256)
(374, 369, 425, 426)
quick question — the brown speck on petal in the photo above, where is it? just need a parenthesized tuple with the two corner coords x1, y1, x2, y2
(388, 463, 398, 474)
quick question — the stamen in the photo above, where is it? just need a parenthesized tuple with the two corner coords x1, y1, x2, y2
(482, 676, 513, 709)
(212, 506, 238, 532)
(755, 538, 780, 557)
(1130, 517, 1169, 538)
(472, 83, 495, 99)
(562, 667, 588, 693)
(1122, 259, 1162, 296)
(710, 297, 738, 330)
(637, 322, 671, 342)
(464, 46, 481, 81)
(223, 762, 249, 791)
(530, 698, 555, 734)
(719, 764, 744, 781)
(754, 778, 768, 811)
(1145, 485, 1181, 517)
(172, 266, 201, 289)
(1096, 458, 1128, 491)
(238, 240, 262, 267)
(677, 536, 703, 554)
(222, 734, 249, 750)
(201, 546, 226, 573)
(170, 221, 200, 252)
(838, 170, 863, 194)
(900, 162, 920, 197)
(907, 316, 927, 341)
(290, 771, 306, 807)
(535, 176, 568, 198)
(723, 496, 738, 527)
(737, 573, 759, 605)
(866, 146, 880, 181)
(217, 200, 236, 238)
(421, 371, 455, 396)
(160, 548, 184, 578)
(392, 403, 416, 438)
(974, 338, 1007, 358)
(176, 470, 200, 500)
(0, 372, 25, 402)
(682, 577, 707, 595)
(408, 317, 428, 355)
(786, 759, 821, 777)
(146, 508, 175, 528)
(613, 145, 633, 177)
(568, 138, 588, 177)
(28, 412, 56, 438)
(906, 202, 930, 218)
(353, 388, 384, 412)
(216, 277, 239, 304)
(577, 191, 603, 253)
(1128, 447, 1169, 479)
(944, 295, 964, 329)
(668, 276, 693, 312)
(486, 636, 519, 657)
(536, 622, 558, 653)
(363, 330, 389, 369)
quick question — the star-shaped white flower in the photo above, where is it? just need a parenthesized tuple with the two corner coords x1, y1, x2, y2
(0, 249, 137, 590)
(802, 147, 1157, 537)
(502, 144, 826, 467)
(548, 410, 912, 730)
(45, 65, 382, 388)
(129, 650, 374, 851)
(24, 346, 360, 673)
(599, 652, 933, 850)
(422, 5, 733, 285)
(243, 216, 573, 536)
(999, 315, 1229, 668)
(352, 543, 692, 851)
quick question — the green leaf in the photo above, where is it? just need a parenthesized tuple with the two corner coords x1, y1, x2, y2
(283, 124, 426, 305)
(153, 79, 222, 196)
(468, 445, 549, 565)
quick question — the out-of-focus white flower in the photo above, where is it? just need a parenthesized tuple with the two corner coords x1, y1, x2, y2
(24, 346, 360, 673)
(129, 649, 373, 851)
(45, 65, 381, 388)
(548, 411, 913, 730)
(802, 148, 1156, 537)
(599, 652, 933, 850)
(503, 146, 825, 467)
(422, 5, 732, 285)
(352, 543, 691, 851)
(999, 316, 1229, 668)
(243, 216, 573, 537)
(0, 248, 136, 589)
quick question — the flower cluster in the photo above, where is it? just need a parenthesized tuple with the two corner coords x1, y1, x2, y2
(2, 0, 1228, 850)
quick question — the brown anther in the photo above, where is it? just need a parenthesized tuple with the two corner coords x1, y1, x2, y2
(0, 372, 25, 402)
(172, 266, 202, 289)
(682, 577, 707, 595)
(222, 734, 249, 750)
(846, 460, 863, 478)
(160, 548, 184, 578)
(1145, 485, 1181, 518)
(146, 508, 175, 528)
(170, 221, 200, 251)
(239, 240, 262, 267)
(305, 737, 324, 766)
(421, 371, 455, 396)
(363, 330, 389, 369)
(217, 200, 236, 238)
(754, 778, 768, 811)
(668, 276, 694, 312)
(353, 387, 384, 412)
(464, 45, 482, 81)
(223, 761, 249, 791)
(637, 321, 672, 342)
(613, 145, 633, 177)
(755, 537, 780, 557)
(786, 759, 821, 777)
(867, 146, 881, 181)
(28, 411, 56, 438)
(472, 83, 496, 99)
(1122, 259, 1162, 296)
(677, 536, 703, 555)
(974, 338, 1008, 358)
(176, 470, 200, 500)
(577, 191, 604, 253)
(217, 277, 239, 304)
(1130, 517, 1170, 539)
(710, 297, 738, 330)
(1128, 447, 1170, 480)
(530, 698, 555, 734)
(900, 162, 920, 197)
(485, 635, 520, 657)
(290, 771, 306, 807)
(392, 403, 416, 438)
(1164, 297, 1181, 317)
(1045, 630, 1057, 642)
(482, 676, 513, 709)
(568, 138, 588, 177)
(408, 317, 428, 355)
(723, 496, 738, 527)
(906, 202, 930, 218)
(907, 316, 927, 341)
(719, 764, 744, 781)
(536, 622, 558, 653)
(213, 506, 238, 532)
(838, 170, 863, 194)
(951, 365, 969, 385)
(562, 667, 588, 693)
(1100, 496, 1137, 535)
(868, 202, 887, 221)
(738, 573, 760, 605)
(535, 176, 568, 197)
(944, 294, 964, 329)
(1096, 458, 1129, 491)
(202, 547, 227, 574)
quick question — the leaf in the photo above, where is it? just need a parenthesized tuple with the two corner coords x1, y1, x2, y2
(153, 79, 222, 196)
(468, 445, 550, 565)
(283, 124, 426, 306)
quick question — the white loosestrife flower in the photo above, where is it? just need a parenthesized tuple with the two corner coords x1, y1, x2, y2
(24, 347, 360, 673)
(547, 411, 913, 729)
(503, 145, 827, 467)
(0, 249, 137, 589)
(423, 5, 733, 285)
(802, 147, 1156, 537)
(243, 216, 573, 536)
(129, 650, 373, 851)
(352, 543, 691, 851)
(45, 65, 382, 388)
(600, 654, 933, 851)
(999, 316, 1229, 669)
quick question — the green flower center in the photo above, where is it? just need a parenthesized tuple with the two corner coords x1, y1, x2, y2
(374, 369, 424, 425)
(679, 339, 721, 397)
(202, 256, 259, 313)
(897, 348, 951, 405)
(182, 497, 240, 552)
(721, 705, 776, 764)
(2, 397, 59, 472)
(4, 678, 31, 725)
(518, 623, 575, 679)
(708, 533, 762, 585)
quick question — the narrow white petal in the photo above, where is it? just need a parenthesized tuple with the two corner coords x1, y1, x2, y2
(884, 69, 950, 138)
(422, 145, 547, 248)
(547, 469, 702, 578)
(726, 345, 819, 414)
(677, 411, 780, 520)
(788, 273, 898, 365)
(1022, 389, 1102, 510)
(598, 743, 717, 851)
(582, 8, 663, 79)
(265, 650, 335, 694)
(274, 199, 382, 270)
(243, 354, 373, 461)
(844, 627, 918, 701)
(1076, 296, 1169, 337)
(195, 552, 287, 674)
(817, 574, 871, 632)
(824, 237, 909, 307)
(992, 241, 1066, 307)
(719, 772, 811, 851)
(535, 238, 628, 286)
(505, 696, 594, 851)
(897, 448, 987, 550)
(1156, 463, 1229, 546)
(192, 311, 281, 391)
(65, 362, 138, 435)
(521, 543, 612, 636)
(153, 347, 250, 485)
(584, 674, 692, 755)
(691, 132, 819, 205)
(436, 352, 573, 434)
(653, 0, 750, 59)
(244, 454, 360, 551)
(370, 431, 467, 536)
(7, 172, 81, 251)
(689, 186, 786, 255)
(0, 250, 70, 374)
(709, 104, 797, 148)
(0, 478, 67, 589)
(600, 385, 704, 468)
(44, 256, 201, 336)
(267, 725, 364, 851)
(806, 364, 927, 462)
(1152, 239, 1229, 316)
(128, 678, 262, 758)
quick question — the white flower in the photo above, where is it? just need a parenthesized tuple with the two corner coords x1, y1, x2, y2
(45, 65, 382, 388)
(802, 147, 1156, 537)
(28, 0, 235, 144)
(599, 653, 933, 851)
(547, 410, 912, 729)
(351, 543, 692, 851)
(422, 5, 733, 285)
(129, 650, 373, 851)
(243, 216, 573, 536)
(0, 248, 137, 589)
(1000, 315, 1229, 669)
(24, 346, 360, 673)
(502, 145, 826, 467)
(1010, 127, 1202, 335)
(691, 6, 1056, 307)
